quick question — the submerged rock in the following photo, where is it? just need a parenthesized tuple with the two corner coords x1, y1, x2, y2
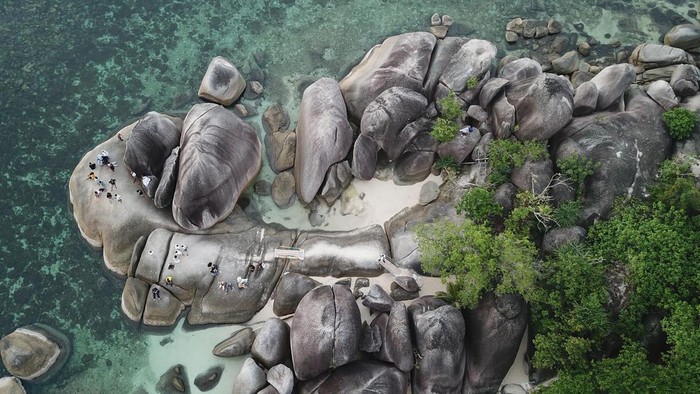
(156, 364, 188, 394)
(193, 365, 223, 392)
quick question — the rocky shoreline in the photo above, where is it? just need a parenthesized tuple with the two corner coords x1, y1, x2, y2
(3, 14, 700, 394)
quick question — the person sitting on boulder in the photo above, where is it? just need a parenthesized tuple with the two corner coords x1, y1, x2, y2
(87, 172, 97, 180)
(109, 178, 117, 190)
(207, 262, 219, 276)
(237, 276, 249, 289)
(89, 162, 96, 170)
(152, 287, 160, 300)
(165, 276, 173, 286)
(97, 150, 110, 166)
(107, 162, 117, 171)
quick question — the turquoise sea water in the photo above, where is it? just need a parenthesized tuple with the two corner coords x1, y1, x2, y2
(0, 0, 695, 392)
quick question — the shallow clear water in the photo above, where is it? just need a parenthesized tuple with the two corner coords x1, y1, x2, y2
(0, 0, 694, 392)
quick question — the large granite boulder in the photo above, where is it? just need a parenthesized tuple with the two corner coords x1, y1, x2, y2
(267, 364, 294, 394)
(360, 87, 427, 160)
(252, 318, 291, 369)
(670, 64, 700, 97)
(173, 103, 262, 230)
(590, 63, 636, 111)
(123, 112, 182, 179)
(393, 132, 438, 185)
(212, 327, 255, 357)
(290, 284, 362, 380)
(646, 80, 679, 110)
(197, 56, 246, 106)
(510, 159, 554, 195)
(193, 365, 224, 392)
(233, 358, 268, 394)
(542, 226, 587, 253)
(121, 277, 150, 322)
(376, 303, 414, 372)
(156, 364, 189, 394)
(664, 24, 700, 50)
(498, 58, 542, 82)
(273, 273, 322, 316)
(153, 147, 179, 209)
(437, 126, 482, 164)
(262, 103, 290, 134)
(439, 39, 497, 94)
(362, 284, 394, 313)
(0, 377, 25, 394)
(143, 285, 185, 326)
(423, 37, 471, 99)
(0, 324, 71, 383)
(265, 129, 296, 173)
(340, 32, 436, 121)
(320, 161, 353, 205)
(412, 305, 466, 393)
(271, 171, 296, 209)
(351, 134, 379, 180)
(295, 78, 353, 204)
(463, 293, 528, 394)
(479, 78, 510, 109)
(629, 44, 695, 73)
(573, 81, 598, 116)
(551, 87, 671, 222)
(508, 73, 574, 141)
(298, 360, 408, 393)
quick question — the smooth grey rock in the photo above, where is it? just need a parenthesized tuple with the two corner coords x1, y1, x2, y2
(362, 284, 394, 312)
(551, 87, 672, 222)
(491, 94, 516, 139)
(340, 32, 436, 121)
(463, 293, 528, 394)
(143, 285, 185, 326)
(267, 364, 294, 394)
(664, 24, 700, 50)
(394, 151, 435, 185)
(154, 147, 179, 209)
(351, 133, 379, 180)
(412, 305, 466, 393)
(213, 327, 256, 357)
(0, 377, 25, 394)
(573, 81, 598, 116)
(501, 383, 528, 394)
(509, 73, 574, 140)
(389, 283, 419, 301)
(430, 13, 441, 26)
(254, 180, 272, 196)
(257, 386, 280, 394)
(552, 51, 579, 74)
(156, 364, 188, 394)
(295, 78, 353, 204)
(394, 276, 419, 293)
(383, 303, 414, 371)
(360, 87, 427, 160)
(121, 277, 149, 322)
(0, 324, 71, 383)
(423, 37, 471, 99)
(437, 126, 481, 163)
(124, 111, 182, 178)
(439, 39, 497, 93)
(419, 181, 440, 205)
(265, 130, 296, 173)
(198, 56, 246, 106)
(360, 320, 383, 353)
(320, 161, 353, 205)
(479, 78, 510, 109)
(173, 103, 261, 230)
(498, 58, 542, 82)
(194, 365, 223, 392)
(547, 19, 562, 34)
(510, 159, 554, 195)
(233, 103, 257, 118)
(262, 103, 290, 134)
(467, 105, 489, 123)
(271, 171, 296, 209)
(494, 182, 518, 216)
(646, 80, 679, 110)
(670, 64, 700, 97)
(233, 358, 267, 394)
(290, 284, 362, 380)
(244, 81, 264, 100)
(571, 70, 595, 89)
(407, 295, 449, 320)
(542, 226, 587, 253)
(629, 44, 694, 72)
(289, 225, 388, 277)
(251, 318, 291, 369)
(301, 360, 408, 393)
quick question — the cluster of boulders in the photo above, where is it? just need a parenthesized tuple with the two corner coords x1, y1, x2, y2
(0, 324, 71, 392)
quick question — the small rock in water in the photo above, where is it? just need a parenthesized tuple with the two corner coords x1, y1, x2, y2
(309, 212, 325, 227)
(430, 13, 441, 26)
(194, 365, 224, 392)
(159, 336, 174, 346)
(431, 25, 449, 39)
(442, 15, 454, 26)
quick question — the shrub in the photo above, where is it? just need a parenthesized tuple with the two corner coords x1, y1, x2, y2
(456, 187, 503, 224)
(431, 117, 459, 142)
(437, 90, 462, 120)
(504, 190, 554, 236)
(465, 75, 479, 90)
(662, 107, 697, 140)
(553, 200, 582, 227)
(649, 158, 700, 215)
(487, 139, 549, 185)
(435, 155, 460, 172)
(557, 155, 598, 197)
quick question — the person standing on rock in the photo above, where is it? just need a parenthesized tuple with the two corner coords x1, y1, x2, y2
(152, 287, 160, 300)
(165, 276, 174, 286)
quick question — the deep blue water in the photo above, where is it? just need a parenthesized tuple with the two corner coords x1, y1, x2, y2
(0, 0, 694, 392)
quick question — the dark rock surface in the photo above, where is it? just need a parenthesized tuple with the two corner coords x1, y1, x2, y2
(153, 147, 180, 209)
(251, 318, 291, 369)
(197, 56, 246, 106)
(155, 364, 188, 394)
(173, 103, 261, 230)
(273, 273, 322, 316)
(232, 358, 267, 394)
(362, 284, 394, 312)
(508, 73, 574, 141)
(542, 226, 587, 254)
(124, 112, 182, 179)
(193, 365, 223, 392)
(298, 360, 408, 393)
(212, 327, 255, 357)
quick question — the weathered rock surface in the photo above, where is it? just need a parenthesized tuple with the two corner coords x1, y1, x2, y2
(542, 226, 587, 253)
(154, 147, 179, 209)
(213, 327, 255, 357)
(262, 103, 290, 134)
(498, 58, 542, 82)
(510, 159, 554, 195)
(143, 285, 185, 326)
(121, 277, 150, 322)
(124, 112, 182, 179)
(233, 358, 267, 394)
(0, 324, 71, 383)
(339, 32, 436, 121)
(273, 273, 322, 316)
(320, 161, 353, 205)
(298, 360, 408, 393)
(590, 64, 636, 110)
(265, 130, 296, 173)
(198, 56, 246, 106)
(295, 78, 353, 204)
(629, 44, 695, 72)
(173, 103, 261, 230)
(290, 284, 361, 380)
(573, 81, 598, 116)
(552, 51, 579, 74)
(479, 78, 510, 108)
(379, 303, 414, 372)
(670, 64, 700, 97)
(351, 134, 379, 180)
(360, 87, 427, 160)
(271, 171, 296, 209)
(0, 377, 25, 394)
(412, 305, 466, 393)
(646, 80, 678, 110)
(419, 180, 440, 205)
(267, 364, 294, 394)
(156, 364, 188, 394)
(251, 318, 291, 369)
(193, 365, 223, 392)
(508, 73, 574, 140)
(439, 39, 497, 93)
(362, 284, 394, 313)
(664, 24, 700, 50)
(437, 126, 481, 164)
(423, 37, 471, 99)
(463, 293, 528, 394)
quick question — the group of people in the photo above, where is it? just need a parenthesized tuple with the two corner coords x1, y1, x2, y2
(88, 150, 122, 203)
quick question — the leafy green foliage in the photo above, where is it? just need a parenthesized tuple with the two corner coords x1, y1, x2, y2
(552, 200, 582, 227)
(557, 155, 598, 197)
(437, 90, 462, 120)
(662, 107, 697, 140)
(465, 75, 479, 90)
(649, 158, 700, 215)
(417, 220, 538, 309)
(487, 139, 549, 185)
(455, 187, 503, 224)
(504, 190, 554, 236)
(434, 155, 460, 172)
(431, 117, 459, 142)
